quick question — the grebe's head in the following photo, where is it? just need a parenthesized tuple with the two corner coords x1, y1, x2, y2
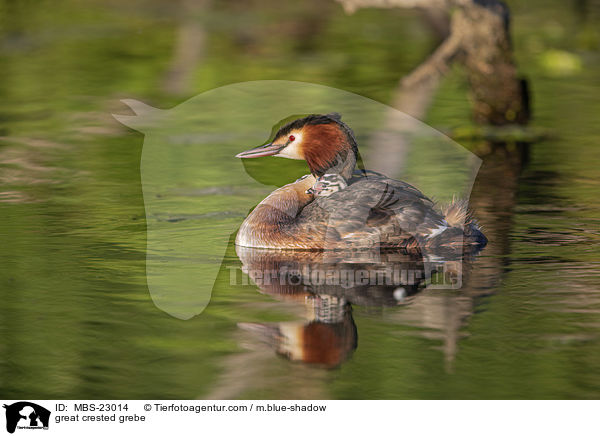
(236, 113, 358, 179)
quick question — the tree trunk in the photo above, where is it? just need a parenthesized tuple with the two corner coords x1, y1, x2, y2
(455, 2, 530, 124)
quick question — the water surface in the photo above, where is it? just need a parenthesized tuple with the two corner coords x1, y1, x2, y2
(1, 0, 599, 399)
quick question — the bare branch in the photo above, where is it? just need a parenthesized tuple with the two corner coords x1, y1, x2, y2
(401, 28, 462, 88)
(334, 0, 475, 14)
(335, 0, 450, 14)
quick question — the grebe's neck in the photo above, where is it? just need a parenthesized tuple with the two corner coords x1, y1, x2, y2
(236, 175, 318, 249)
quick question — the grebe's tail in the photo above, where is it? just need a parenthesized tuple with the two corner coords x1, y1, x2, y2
(421, 199, 487, 256)
(441, 199, 487, 248)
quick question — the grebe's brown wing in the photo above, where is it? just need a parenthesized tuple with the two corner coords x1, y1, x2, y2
(298, 173, 448, 247)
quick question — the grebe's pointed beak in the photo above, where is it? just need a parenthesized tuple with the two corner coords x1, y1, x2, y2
(236, 142, 285, 158)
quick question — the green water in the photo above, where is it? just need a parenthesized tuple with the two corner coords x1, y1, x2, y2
(1, 0, 600, 399)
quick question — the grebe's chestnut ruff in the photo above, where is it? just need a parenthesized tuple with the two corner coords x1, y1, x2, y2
(235, 113, 486, 253)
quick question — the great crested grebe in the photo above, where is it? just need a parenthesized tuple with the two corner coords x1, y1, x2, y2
(235, 113, 487, 253)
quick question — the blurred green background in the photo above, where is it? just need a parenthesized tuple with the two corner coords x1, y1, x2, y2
(1, 0, 599, 399)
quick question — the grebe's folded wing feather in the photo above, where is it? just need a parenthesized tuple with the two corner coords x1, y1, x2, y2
(297, 174, 448, 247)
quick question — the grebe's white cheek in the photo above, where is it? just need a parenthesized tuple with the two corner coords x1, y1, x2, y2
(275, 132, 304, 160)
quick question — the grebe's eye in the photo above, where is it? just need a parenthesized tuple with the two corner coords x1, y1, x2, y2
(289, 135, 295, 142)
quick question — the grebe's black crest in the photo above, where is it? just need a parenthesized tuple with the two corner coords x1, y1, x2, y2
(276, 113, 342, 136)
